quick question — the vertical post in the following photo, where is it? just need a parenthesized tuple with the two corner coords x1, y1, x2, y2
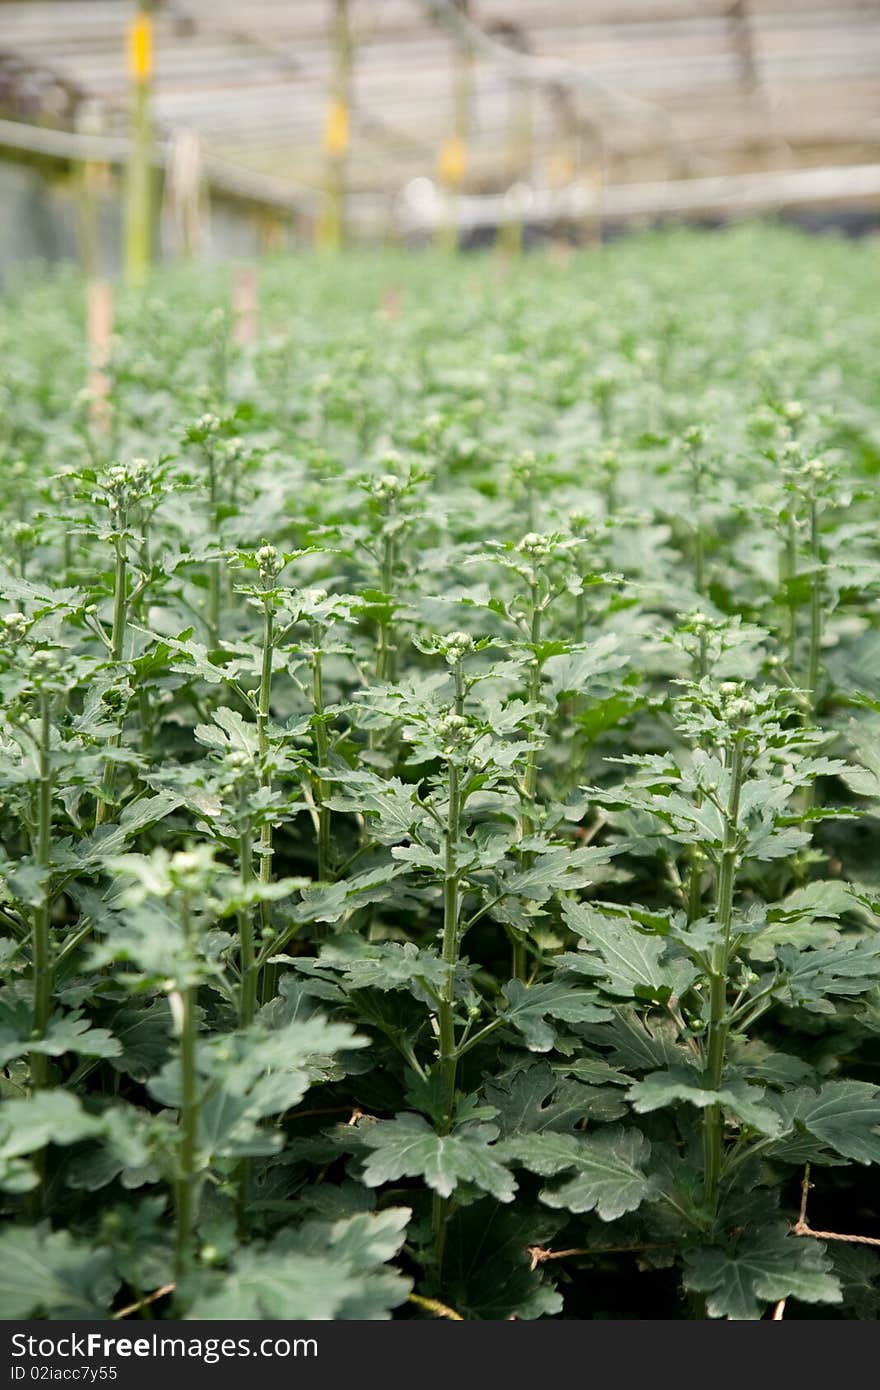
(436, 0, 473, 253)
(75, 101, 105, 278)
(124, 0, 154, 283)
(317, 0, 353, 251)
(492, 22, 533, 258)
(87, 280, 113, 437)
(232, 265, 259, 345)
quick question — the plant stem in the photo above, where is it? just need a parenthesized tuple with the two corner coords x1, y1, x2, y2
(174, 891, 200, 1305)
(432, 755, 462, 1269)
(238, 816, 257, 1027)
(805, 493, 822, 714)
(692, 464, 705, 596)
(515, 583, 542, 980)
(376, 527, 396, 682)
(95, 527, 127, 825)
(257, 598, 277, 1002)
(30, 690, 53, 1093)
(207, 449, 221, 649)
(702, 733, 745, 1212)
(311, 641, 332, 881)
(784, 509, 798, 674)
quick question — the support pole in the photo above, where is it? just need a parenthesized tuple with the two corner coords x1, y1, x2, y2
(436, 0, 473, 252)
(124, 0, 154, 283)
(317, 0, 353, 251)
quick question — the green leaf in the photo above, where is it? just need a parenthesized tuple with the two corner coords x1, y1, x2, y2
(499, 977, 612, 1051)
(501, 1125, 657, 1220)
(79, 791, 183, 864)
(770, 1081, 880, 1164)
(683, 1224, 841, 1320)
(359, 1113, 516, 1201)
(0, 1004, 120, 1065)
(0, 1225, 119, 1318)
(778, 936, 880, 1012)
(499, 845, 617, 902)
(0, 1092, 104, 1160)
(562, 900, 694, 1000)
(438, 1199, 563, 1320)
(309, 936, 448, 995)
(485, 1062, 627, 1135)
(627, 1067, 784, 1136)
(544, 636, 626, 701)
(188, 1209, 411, 1320)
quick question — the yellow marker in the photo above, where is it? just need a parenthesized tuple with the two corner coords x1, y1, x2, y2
(438, 135, 466, 187)
(128, 14, 153, 83)
(323, 98, 350, 157)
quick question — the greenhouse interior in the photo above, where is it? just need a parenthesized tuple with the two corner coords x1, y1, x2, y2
(1, 0, 880, 1336)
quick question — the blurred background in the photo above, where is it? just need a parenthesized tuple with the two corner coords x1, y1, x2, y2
(1, 0, 880, 275)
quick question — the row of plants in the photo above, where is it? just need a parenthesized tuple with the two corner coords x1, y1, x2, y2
(2, 227, 880, 1319)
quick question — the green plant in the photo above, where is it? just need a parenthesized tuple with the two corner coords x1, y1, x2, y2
(2, 229, 880, 1322)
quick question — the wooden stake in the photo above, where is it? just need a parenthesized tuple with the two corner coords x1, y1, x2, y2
(232, 266, 259, 345)
(436, 0, 474, 252)
(124, 0, 155, 283)
(317, 0, 353, 251)
(87, 279, 113, 435)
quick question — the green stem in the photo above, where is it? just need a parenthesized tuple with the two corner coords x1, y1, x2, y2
(174, 892, 200, 1306)
(29, 690, 53, 1093)
(433, 756, 462, 1269)
(702, 734, 745, 1212)
(785, 510, 798, 673)
(312, 644, 332, 882)
(238, 819, 257, 1027)
(376, 528, 396, 682)
(805, 495, 822, 714)
(95, 526, 127, 826)
(258, 599, 276, 1002)
(515, 585, 542, 980)
(206, 450, 221, 650)
(692, 457, 705, 596)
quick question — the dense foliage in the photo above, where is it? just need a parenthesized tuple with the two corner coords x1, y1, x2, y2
(2, 227, 880, 1320)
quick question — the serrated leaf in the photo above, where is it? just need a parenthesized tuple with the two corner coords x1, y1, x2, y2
(0, 1225, 119, 1318)
(627, 1066, 784, 1135)
(359, 1113, 516, 1201)
(770, 1081, 880, 1164)
(562, 899, 693, 1000)
(309, 936, 448, 994)
(188, 1209, 411, 1320)
(499, 977, 611, 1051)
(0, 1092, 104, 1159)
(683, 1225, 841, 1320)
(501, 1124, 657, 1220)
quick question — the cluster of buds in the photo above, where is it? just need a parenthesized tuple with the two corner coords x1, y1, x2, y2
(11, 519, 34, 545)
(167, 845, 216, 895)
(256, 541, 283, 583)
(516, 532, 555, 560)
(101, 458, 151, 513)
(29, 648, 63, 692)
(682, 424, 704, 453)
(441, 631, 475, 667)
(0, 611, 29, 645)
(436, 711, 474, 756)
(193, 412, 221, 440)
(368, 471, 404, 505)
(717, 680, 758, 728)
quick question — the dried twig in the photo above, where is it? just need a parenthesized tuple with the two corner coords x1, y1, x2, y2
(528, 1241, 673, 1272)
(112, 1283, 175, 1320)
(792, 1163, 880, 1248)
(408, 1292, 463, 1320)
